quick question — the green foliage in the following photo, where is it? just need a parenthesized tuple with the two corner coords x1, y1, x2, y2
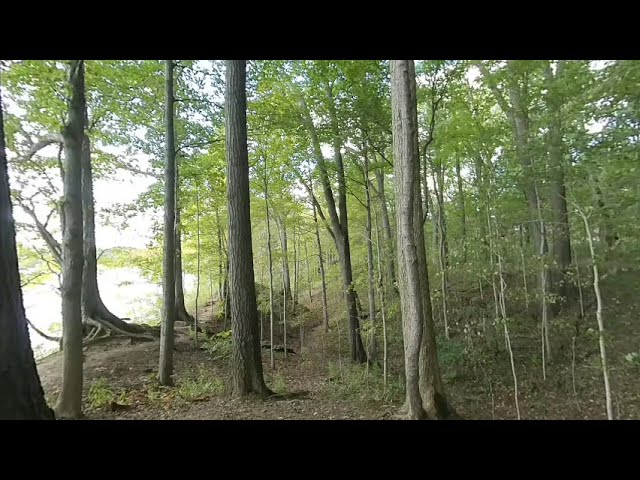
(272, 372, 288, 393)
(326, 362, 403, 403)
(87, 378, 130, 410)
(177, 366, 224, 401)
(202, 330, 233, 361)
(48, 322, 62, 334)
(437, 336, 469, 382)
(625, 352, 640, 368)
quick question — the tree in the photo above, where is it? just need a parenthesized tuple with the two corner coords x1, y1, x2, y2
(225, 60, 270, 396)
(0, 80, 55, 420)
(159, 59, 177, 386)
(54, 60, 85, 419)
(391, 60, 452, 419)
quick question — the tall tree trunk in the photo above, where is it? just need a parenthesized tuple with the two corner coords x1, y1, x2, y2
(479, 62, 546, 254)
(195, 183, 201, 348)
(174, 163, 194, 325)
(300, 93, 366, 363)
(364, 145, 378, 363)
(225, 60, 270, 396)
(55, 60, 85, 419)
(216, 207, 223, 301)
(0, 83, 54, 420)
(159, 59, 177, 386)
(455, 155, 467, 263)
(310, 179, 329, 331)
(391, 59, 426, 420)
(277, 217, 292, 301)
(431, 162, 450, 339)
(263, 157, 275, 369)
(374, 166, 396, 289)
(474, 155, 488, 260)
(544, 60, 572, 302)
(81, 125, 145, 335)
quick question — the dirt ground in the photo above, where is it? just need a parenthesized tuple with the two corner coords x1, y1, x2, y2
(37, 288, 640, 420)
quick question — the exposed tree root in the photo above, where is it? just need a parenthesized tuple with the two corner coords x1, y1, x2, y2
(26, 318, 61, 342)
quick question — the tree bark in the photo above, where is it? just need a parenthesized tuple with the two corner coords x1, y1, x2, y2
(391, 60, 426, 420)
(364, 144, 378, 363)
(310, 179, 329, 331)
(300, 93, 366, 363)
(544, 60, 572, 302)
(225, 60, 270, 396)
(0, 83, 55, 420)
(159, 59, 177, 386)
(174, 160, 195, 325)
(374, 166, 396, 289)
(55, 60, 85, 419)
(81, 126, 146, 336)
(278, 218, 292, 301)
(455, 155, 467, 262)
(263, 157, 276, 369)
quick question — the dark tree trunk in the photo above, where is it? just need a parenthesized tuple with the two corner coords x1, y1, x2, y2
(225, 60, 270, 396)
(455, 155, 467, 263)
(364, 144, 378, 363)
(544, 61, 572, 302)
(55, 60, 85, 419)
(174, 161, 195, 325)
(278, 220, 292, 302)
(263, 157, 276, 369)
(81, 131, 146, 335)
(300, 89, 366, 364)
(310, 179, 329, 331)
(374, 167, 397, 290)
(159, 59, 177, 386)
(0, 84, 55, 420)
(216, 207, 223, 301)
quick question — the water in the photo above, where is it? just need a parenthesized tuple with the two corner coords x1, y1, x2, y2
(24, 267, 166, 360)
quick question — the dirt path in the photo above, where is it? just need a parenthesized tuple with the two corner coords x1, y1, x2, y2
(37, 317, 398, 420)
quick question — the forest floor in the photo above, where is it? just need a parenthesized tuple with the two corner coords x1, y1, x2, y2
(36, 277, 640, 420)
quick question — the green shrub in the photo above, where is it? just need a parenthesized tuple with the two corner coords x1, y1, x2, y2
(88, 378, 115, 409)
(202, 330, 233, 361)
(325, 361, 403, 403)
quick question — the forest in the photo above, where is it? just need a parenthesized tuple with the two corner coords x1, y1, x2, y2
(0, 59, 638, 420)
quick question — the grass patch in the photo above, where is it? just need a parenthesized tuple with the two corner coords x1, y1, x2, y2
(325, 361, 403, 403)
(202, 330, 233, 361)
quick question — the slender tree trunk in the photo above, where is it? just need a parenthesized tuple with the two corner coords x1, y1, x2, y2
(282, 264, 288, 361)
(225, 60, 270, 396)
(55, 60, 85, 419)
(475, 155, 488, 261)
(195, 183, 201, 348)
(391, 60, 427, 420)
(304, 240, 312, 303)
(174, 173, 194, 325)
(293, 233, 299, 309)
(373, 203, 388, 389)
(576, 205, 613, 419)
(544, 60, 572, 302)
(216, 207, 223, 301)
(364, 145, 378, 363)
(159, 60, 177, 386)
(0, 83, 55, 420)
(300, 94, 366, 363)
(263, 157, 275, 369)
(455, 155, 467, 262)
(277, 218, 292, 301)
(374, 166, 396, 289)
(431, 162, 450, 339)
(310, 179, 329, 331)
